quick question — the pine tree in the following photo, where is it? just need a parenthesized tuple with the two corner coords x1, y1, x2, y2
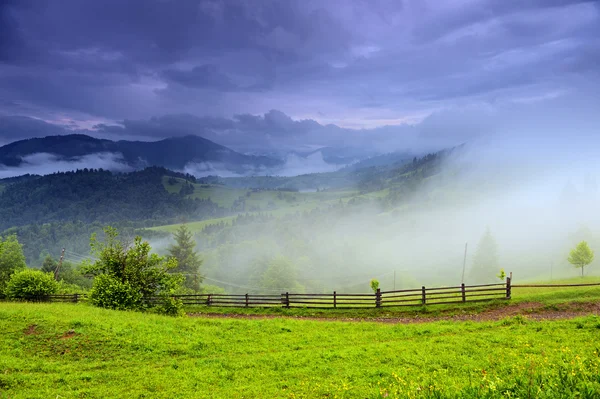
(469, 228, 500, 283)
(168, 225, 203, 291)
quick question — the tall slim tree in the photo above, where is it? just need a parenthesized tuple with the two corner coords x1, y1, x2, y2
(568, 241, 595, 277)
(469, 228, 500, 283)
(168, 225, 203, 291)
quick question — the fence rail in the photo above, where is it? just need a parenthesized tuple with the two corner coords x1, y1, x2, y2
(9, 277, 600, 309)
(14, 278, 512, 309)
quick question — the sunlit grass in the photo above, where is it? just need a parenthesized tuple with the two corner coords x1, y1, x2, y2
(1, 303, 600, 398)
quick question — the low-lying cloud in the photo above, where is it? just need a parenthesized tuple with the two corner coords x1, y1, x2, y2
(0, 152, 132, 179)
(182, 151, 346, 178)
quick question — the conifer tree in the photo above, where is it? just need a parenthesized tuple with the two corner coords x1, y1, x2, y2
(168, 225, 203, 291)
(469, 228, 500, 283)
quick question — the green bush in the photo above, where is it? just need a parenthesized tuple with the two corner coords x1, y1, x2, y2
(153, 296, 185, 317)
(5, 269, 58, 300)
(83, 227, 183, 312)
(88, 274, 143, 311)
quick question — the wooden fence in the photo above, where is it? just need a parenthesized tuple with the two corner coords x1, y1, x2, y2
(32, 278, 512, 309)
(12, 278, 600, 309)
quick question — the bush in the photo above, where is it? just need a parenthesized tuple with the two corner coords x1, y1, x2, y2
(88, 274, 143, 311)
(370, 278, 380, 293)
(153, 296, 185, 317)
(5, 269, 58, 300)
(83, 227, 183, 312)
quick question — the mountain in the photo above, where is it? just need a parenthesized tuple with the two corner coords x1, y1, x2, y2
(0, 134, 282, 173)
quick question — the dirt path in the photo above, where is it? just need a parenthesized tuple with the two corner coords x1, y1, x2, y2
(188, 301, 600, 324)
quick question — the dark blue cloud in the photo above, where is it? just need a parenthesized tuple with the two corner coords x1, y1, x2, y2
(0, 0, 598, 137)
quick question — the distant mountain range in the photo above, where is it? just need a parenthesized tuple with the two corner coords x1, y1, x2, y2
(0, 134, 283, 174)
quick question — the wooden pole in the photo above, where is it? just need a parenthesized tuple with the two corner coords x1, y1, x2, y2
(461, 243, 468, 284)
(461, 283, 466, 302)
(54, 248, 65, 281)
(375, 288, 381, 308)
(333, 291, 337, 308)
(421, 286, 426, 305)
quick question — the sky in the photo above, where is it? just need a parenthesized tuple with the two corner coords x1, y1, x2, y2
(1, 0, 599, 153)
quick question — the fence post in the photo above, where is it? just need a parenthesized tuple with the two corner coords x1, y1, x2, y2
(285, 292, 290, 308)
(73, 293, 79, 303)
(333, 291, 337, 308)
(207, 294, 212, 306)
(421, 286, 426, 305)
(376, 288, 381, 308)
(461, 283, 466, 303)
(506, 273, 512, 299)
(245, 293, 249, 307)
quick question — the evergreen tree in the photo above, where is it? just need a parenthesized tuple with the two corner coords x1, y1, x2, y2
(469, 228, 500, 283)
(168, 225, 203, 291)
(40, 255, 58, 273)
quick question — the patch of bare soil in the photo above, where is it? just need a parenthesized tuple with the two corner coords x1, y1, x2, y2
(24, 324, 38, 335)
(60, 329, 77, 340)
(188, 301, 600, 324)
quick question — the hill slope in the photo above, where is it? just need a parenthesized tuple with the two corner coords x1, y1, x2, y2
(0, 167, 226, 231)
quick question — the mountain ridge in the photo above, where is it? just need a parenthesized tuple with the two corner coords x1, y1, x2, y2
(0, 134, 283, 173)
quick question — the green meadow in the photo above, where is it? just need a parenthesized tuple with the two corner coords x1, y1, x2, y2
(2, 302, 600, 398)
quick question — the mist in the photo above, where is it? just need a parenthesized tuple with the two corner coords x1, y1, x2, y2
(182, 150, 346, 178)
(0, 152, 132, 179)
(169, 95, 600, 294)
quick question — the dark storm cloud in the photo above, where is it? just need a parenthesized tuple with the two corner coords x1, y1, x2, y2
(0, 0, 599, 138)
(0, 115, 68, 144)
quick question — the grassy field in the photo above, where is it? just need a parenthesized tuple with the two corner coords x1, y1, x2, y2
(148, 216, 238, 234)
(2, 302, 600, 398)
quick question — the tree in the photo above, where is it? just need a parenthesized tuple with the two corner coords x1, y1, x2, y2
(0, 234, 27, 292)
(568, 241, 595, 277)
(5, 269, 58, 300)
(168, 225, 203, 291)
(260, 256, 301, 292)
(370, 278, 380, 293)
(469, 228, 500, 283)
(40, 255, 58, 274)
(84, 226, 183, 311)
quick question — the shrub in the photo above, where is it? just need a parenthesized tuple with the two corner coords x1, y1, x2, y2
(88, 274, 143, 311)
(153, 296, 185, 317)
(5, 269, 58, 300)
(83, 226, 183, 312)
(370, 278, 380, 293)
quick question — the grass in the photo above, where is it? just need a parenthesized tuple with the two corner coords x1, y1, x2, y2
(513, 276, 600, 304)
(148, 216, 238, 234)
(2, 302, 600, 398)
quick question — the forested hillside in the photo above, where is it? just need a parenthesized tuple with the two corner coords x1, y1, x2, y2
(0, 167, 225, 231)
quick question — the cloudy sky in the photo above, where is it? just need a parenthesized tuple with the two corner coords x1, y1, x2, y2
(1, 0, 599, 153)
